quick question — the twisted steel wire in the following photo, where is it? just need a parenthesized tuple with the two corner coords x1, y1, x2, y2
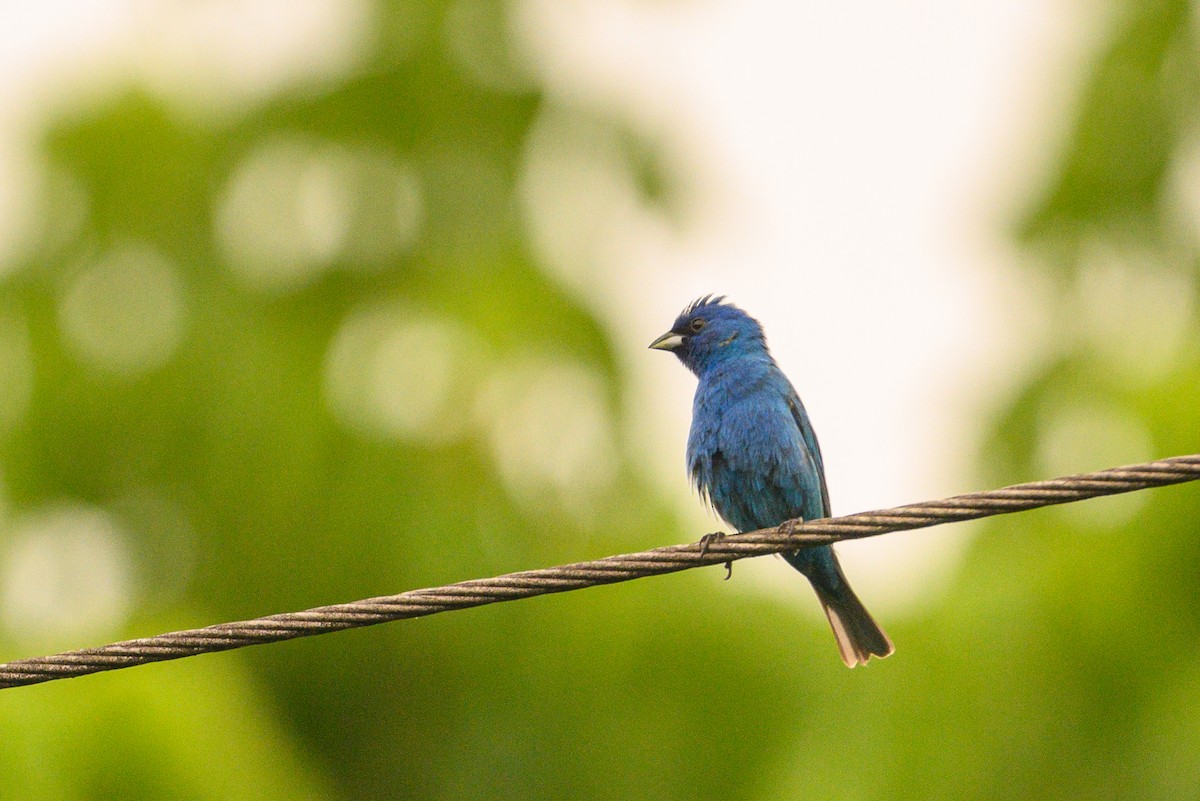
(2, 453, 1199, 689)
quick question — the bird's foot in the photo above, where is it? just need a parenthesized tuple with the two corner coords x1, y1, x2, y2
(778, 516, 806, 537)
(697, 532, 735, 580)
(697, 531, 727, 558)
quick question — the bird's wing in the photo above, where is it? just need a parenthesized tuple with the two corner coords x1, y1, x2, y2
(784, 386, 831, 518)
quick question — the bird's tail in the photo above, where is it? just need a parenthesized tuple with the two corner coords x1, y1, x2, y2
(785, 546, 894, 668)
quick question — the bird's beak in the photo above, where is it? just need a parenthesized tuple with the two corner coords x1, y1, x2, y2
(648, 331, 684, 351)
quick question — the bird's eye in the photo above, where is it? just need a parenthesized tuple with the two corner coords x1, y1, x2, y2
(689, 318, 706, 333)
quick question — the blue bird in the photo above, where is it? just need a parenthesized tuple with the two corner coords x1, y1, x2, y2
(650, 295, 893, 667)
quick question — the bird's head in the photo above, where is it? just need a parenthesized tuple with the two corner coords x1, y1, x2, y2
(648, 295, 768, 375)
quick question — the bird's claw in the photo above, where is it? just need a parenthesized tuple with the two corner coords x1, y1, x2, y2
(779, 516, 805, 537)
(698, 531, 726, 558)
(698, 532, 735, 580)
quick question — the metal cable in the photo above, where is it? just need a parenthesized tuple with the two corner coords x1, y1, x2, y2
(3, 453, 1199, 689)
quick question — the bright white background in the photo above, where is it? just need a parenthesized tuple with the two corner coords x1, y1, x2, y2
(519, 0, 1103, 610)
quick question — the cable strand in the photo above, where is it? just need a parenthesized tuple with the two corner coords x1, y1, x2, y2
(2, 453, 1199, 689)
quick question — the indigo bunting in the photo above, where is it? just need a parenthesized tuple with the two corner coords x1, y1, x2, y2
(650, 295, 893, 667)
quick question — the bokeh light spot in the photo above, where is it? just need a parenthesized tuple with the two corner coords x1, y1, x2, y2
(520, 107, 638, 293)
(1037, 397, 1154, 529)
(477, 360, 617, 514)
(1167, 129, 1200, 250)
(218, 138, 422, 292)
(59, 244, 187, 375)
(218, 139, 349, 291)
(0, 504, 132, 645)
(0, 150, 41, 277)
(324, 304, 478, 443)
(135, 0, 371, 116)
(1074, 246, 1194, 385)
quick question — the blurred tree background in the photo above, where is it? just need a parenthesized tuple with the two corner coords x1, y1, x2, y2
(0, 1, 1198, 799)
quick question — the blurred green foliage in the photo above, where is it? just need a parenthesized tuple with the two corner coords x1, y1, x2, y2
(0, 1, 1199, 799)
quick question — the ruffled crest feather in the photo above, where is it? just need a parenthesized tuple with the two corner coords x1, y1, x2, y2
(683, 294, 728, 316)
